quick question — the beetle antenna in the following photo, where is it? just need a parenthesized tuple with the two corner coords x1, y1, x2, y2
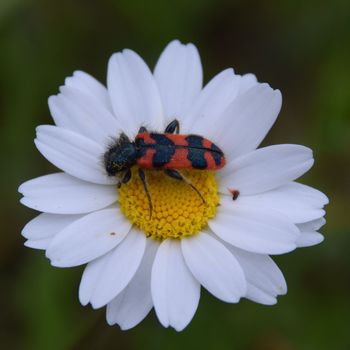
(188, 183, 206, 204)
(164, 169, 205, 204)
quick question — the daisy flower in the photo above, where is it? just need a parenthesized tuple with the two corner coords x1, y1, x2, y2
(19, 40, 328, 331)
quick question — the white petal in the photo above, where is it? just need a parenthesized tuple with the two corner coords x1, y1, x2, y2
(228, 246, 287, 305)
(207, 83, 282, 160)
(154, 40, 202, 125)
(296, 232, 324, 247)
(184, 68, 240, 134)
(225, 182, 328, 223)
(22, 212, 82, 240)
(49, 86, 120, 145)
(19, 173, 117, 214)
(106, 239, 158, 330)
(24, 238, 52, 250)
(151, 239, 200, 331)
(219, 144, 314, 195)
(107, 49, 164, 135)
(181, 233, 246, 303)
(79, 254, 107, 306)
(236, 73, 258, 95)
(90, 228, 146, 308)
(210, 198, 299, 254)
(64, 70, 112, 111)
(46, 208, 131, 267)
(298, 217, 326, 232)
(22, 213, 82, 250)
(296, 218, 326, 248)
(35, 125, 117, 185)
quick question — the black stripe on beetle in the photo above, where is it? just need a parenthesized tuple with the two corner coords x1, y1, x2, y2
(186, 135, 208, 169)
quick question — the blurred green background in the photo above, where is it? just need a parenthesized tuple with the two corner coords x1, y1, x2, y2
(1, 0, 349, 349)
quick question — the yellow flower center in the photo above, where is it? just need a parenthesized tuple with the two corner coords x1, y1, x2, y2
(118, 168, 219, 240)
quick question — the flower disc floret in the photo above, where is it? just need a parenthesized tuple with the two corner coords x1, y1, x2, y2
(118, 168, 219, 240)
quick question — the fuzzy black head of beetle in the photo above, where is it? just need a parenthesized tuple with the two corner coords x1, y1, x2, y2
(104, 133, 137, 176)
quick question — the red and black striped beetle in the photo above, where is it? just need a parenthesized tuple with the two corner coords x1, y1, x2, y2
(104, 119, 226, 216)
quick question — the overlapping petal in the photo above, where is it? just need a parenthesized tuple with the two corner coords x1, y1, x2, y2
(106, 239, 158, 330)
(154, 40, 202, 126)
(46, 208, 131, 267)
(89, 228, 146, 308)
(49, 86, 120, 145)
(151, 239, 200, 331)
(108, 49, 164, 135)
(79, 253, 107, 306)
(64, 70, 113, 111)
(24, 238, 54, 250)
(205, 83, 282, 160)
(227, 182, 328, 223)
(296, 232, 324, 247)
(35, 126, 117, 185)
(210, 198, 300, 254)
(79, 229, 146, 309)
(236, 73, 258, 94)
(19, 173, 117, 214)
(181, 232, 246, 302)
(22, 212, 82, 249)
(219, 144, 314, 195)
(184, 68, 240, 134)
(228, 246, 287, 305)
(296, 218, 326, 247)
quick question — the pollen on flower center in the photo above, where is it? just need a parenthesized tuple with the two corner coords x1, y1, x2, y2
(118, 168, 219, 240)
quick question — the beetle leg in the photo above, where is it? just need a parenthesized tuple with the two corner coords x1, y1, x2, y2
(138, 168, 153, 219)
(164, 169, 205, 204)
(164, 119, 180, 134)
(116, 169, 131, 189)
(121, 169, 132, 184)
(164, 169, 183, 180)
(138, 126, 148, 133)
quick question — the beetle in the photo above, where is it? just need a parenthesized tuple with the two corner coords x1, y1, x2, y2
(104, 119, 226, 217)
